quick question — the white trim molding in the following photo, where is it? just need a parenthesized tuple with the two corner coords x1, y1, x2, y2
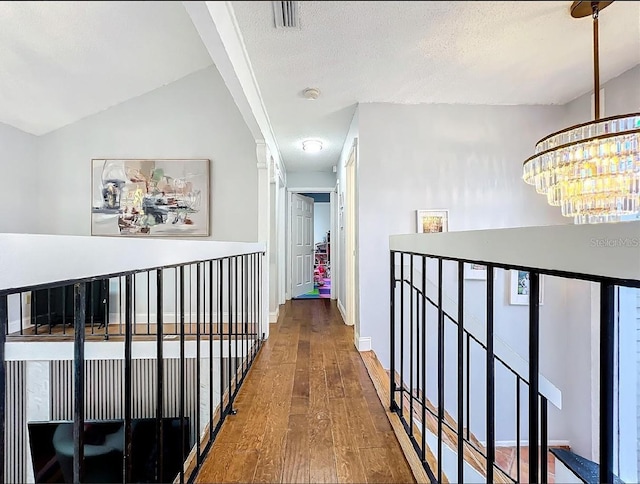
(337, 299, 347, 324)
(357, 337, 372, 352)
(269, 306, 280, 324)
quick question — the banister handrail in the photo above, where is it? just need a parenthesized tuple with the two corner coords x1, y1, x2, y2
(390, 221, 640, 287)
(0, 234, 265, 294)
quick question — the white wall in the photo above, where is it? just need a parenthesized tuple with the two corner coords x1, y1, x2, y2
(287, 170, 336, 189)
(313, 202, 330, 245)
(35, 66, 258, 242)
(0, 123, 38, 233)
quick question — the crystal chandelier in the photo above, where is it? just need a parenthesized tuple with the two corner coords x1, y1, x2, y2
(522, 1, 640, 224)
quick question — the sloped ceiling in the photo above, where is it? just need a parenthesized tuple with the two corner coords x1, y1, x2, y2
(0, 1, 213, 135)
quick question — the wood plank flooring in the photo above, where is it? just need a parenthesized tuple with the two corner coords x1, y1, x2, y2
(195, 299, 415, 484)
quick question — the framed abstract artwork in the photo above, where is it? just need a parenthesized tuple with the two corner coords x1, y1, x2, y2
(91, 159, 210, 237)
(416, 209, 449, 233)
(509, 270, 544, 305)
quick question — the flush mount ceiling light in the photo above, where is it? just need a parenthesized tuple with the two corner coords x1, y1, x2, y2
(302, 139, 323, 153)
(523, 0, 640, 224)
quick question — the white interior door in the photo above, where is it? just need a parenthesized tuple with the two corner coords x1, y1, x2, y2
(291, 193, 314, 298)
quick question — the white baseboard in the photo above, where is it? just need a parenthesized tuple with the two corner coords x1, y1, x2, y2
(337, 299, 347, 323)
(269, 307, 279, 323)
(357, 336, 372, 351)
(480, 439, 571, 448)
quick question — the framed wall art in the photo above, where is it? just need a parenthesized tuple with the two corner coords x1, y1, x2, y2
(509, 270, 544, 305)
(464, 263, 487, 280)
(416, 209, 449, 233)
(91, 159, 210, 237)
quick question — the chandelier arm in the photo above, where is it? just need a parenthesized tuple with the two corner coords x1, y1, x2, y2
(593, 2, 601, 120)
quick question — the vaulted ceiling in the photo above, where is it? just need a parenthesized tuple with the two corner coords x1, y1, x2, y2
(0, 1, 212, 135)
(232, 1, 640, 172)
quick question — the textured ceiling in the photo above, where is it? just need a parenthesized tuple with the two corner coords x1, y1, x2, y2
(0, 1, 213, 135)
(232, 1, 640, 172)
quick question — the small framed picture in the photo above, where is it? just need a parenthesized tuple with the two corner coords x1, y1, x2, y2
(509, 270, 544, 305)
(465, 263, 487, 280)
(416, 210, 448, 233)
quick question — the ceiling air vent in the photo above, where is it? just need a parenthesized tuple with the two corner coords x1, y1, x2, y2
(273, 1, 300, 29)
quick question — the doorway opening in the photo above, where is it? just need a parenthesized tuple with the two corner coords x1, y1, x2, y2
(295, 192, 331, 299)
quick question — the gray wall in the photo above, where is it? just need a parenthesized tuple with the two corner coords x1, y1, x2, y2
(287, 171, 336, 189)
(0, 123, 38, 233)
(35, 66, 258, 242)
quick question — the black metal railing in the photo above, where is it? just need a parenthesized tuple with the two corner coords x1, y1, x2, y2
(390, 250, 639, 484)
(0, 250, 265, 484)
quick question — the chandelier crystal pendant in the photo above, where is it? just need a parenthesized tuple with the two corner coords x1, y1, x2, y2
(522, 1, 640, 224)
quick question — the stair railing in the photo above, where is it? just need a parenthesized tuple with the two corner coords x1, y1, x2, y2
(0, 234, 267, 484)
(389, 222, 640, 484)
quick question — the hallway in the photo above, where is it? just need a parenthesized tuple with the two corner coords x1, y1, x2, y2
(196, 299, 415, 483)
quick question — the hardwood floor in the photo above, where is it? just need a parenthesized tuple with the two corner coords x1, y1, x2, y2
(195, 299, 415, 484)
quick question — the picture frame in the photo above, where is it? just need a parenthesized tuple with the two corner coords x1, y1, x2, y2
(416, 209, 449, 233)
(464, 263, 487, 280)
(91, 158, 210, 237)
(509, 270, 544, 305)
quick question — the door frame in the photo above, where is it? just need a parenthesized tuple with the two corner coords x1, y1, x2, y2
(345, 143, 358, 342)
(286, 186, 337, 301)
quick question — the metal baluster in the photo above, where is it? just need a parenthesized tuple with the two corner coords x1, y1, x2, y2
(124, 275, 133, 483)
(529, 272, 540, 484)
(73, 283, 86, 484)
(227, 258, 234, 414)
(156, 269, 164, 483)
(219, 259, 224, 421)
(390, 251, 396, 411)
(421, 256, 427, 461)
(457, 261, 464, 484)
(437, 258, 444, 484)
(400, 253, 404, 422)
(196, 263, 201, 467)
(179, 266, 185, 484)
(516, 378, 521, 483)
(209, 260, 214, 442)
(600, 282, 615, 484)
(541, 397, 548, 483)
(486, 265, 495, 484)
(410, 255, 414, 438)
(244, 254, 249, 378)
(0, 294, 8, 483)
(466, 333, 470, 442)
(147, 271, 151, 335)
